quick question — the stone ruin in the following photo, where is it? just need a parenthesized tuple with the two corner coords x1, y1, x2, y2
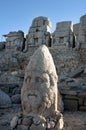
(3, 30, 25, 52)
(52, 21, 74, 47)
(10, 45, 64, 130)
(24, 16, 52, 52)
(73, 14, 86, 49)
(0, 14, 86, 130)
(1, 14, 86, 51)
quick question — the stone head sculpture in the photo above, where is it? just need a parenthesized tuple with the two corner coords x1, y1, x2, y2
(21, 45, 58, 118)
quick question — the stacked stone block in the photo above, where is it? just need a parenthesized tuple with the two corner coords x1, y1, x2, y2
(3, 30, 25, 51)
(24, 16, 52, 51)
(73, 14, 86, 49)
(52, 21, 74, 47)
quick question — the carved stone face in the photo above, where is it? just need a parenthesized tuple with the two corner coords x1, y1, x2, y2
(21, 45, 58, 117)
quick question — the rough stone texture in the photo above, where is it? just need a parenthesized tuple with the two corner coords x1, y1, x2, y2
(64, 111, 86, 130)
(11, 94, 21, 104)
(49, 46, 80, 74)
(78, 14, 86, 46)
(3, 30, 25, 52)
(24, 16, 52, 52)
(21, 45, 62, 116)
(0, 42, 6, 51)
(73, 14, 86, 49)
(73, 23, 80, 47)
(20, 45, 64, 130)
(64, 99, 78, 111)
(52, 21, 74, 47)
(68, 67, 84, 78)
(30, 124, 46, 130)
(10, 116, 18, 129)
(1, 107, 86, 130)
(0, 89, 12, 108)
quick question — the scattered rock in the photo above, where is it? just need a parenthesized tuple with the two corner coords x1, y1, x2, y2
(69, 67, 84, 78)
(17, 125, 28, 130)
(0, 89, 12, 108)
(11, 94, 21, 104)
(10, 116, 18, 130)
(30, 124, 46, 130)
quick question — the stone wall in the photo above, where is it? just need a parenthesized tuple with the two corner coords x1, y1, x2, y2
(52, 21, 74, 47)
(0, 45, 86, 111)
(73, 14, 86, 49)
(24, 16, 52, 52)
(3, 30, 25, 52)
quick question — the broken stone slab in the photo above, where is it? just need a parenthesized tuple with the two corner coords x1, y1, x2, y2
(10, 116, 19, 130)
(68, 67, 84, 78)
(11, 94, 21, 104)
(60, 90, 77, 95)
(0, 82, 23, 95)
(64, 99, 78, 111)
(65, 78, 75, 82)
(0, 89, 12, 108)
(30, 124, 46, 130)
(79, 106, 86, 111)
(0, 82, 23, 88)
(78, 92, 86, 98)
(17, 125, 28, 130)
(58, 74, 68, 82)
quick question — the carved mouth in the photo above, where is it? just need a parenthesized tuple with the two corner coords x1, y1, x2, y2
(28, 94, 37, 97)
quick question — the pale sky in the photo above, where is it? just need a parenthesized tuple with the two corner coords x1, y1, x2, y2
(0, 0, 86, 41)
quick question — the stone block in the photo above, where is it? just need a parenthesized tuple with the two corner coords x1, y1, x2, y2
(64, 99, 78, 111)
(30, 124, 46, 130)
(69, 67, 84, 78)
(65, 95, 78, 100)
(79, 106, 86, 111)
(78, 98, 83, 105)
(80, 42, 86, 49)
(17, 125, 28, 130)
(78, 92, 86, 98)
(84, 99, 86, 105)
(0, 89, 12, 108)
(11, 94, 21, 104)
(60, 90, 77, 95)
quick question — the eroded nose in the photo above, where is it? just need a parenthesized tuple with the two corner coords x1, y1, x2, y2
(30, 78, 36, 88)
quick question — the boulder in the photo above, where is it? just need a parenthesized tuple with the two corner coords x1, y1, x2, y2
(0, 89, 12, 108)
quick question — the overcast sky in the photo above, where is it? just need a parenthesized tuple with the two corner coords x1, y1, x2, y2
(0, 0, 86, 41)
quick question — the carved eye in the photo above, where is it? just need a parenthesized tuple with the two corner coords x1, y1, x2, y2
(35, 77, 43, 83)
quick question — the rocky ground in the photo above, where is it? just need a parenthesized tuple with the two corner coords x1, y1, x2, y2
(0, 106, 86, 130)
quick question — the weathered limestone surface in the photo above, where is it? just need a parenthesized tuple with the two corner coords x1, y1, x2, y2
(0, 107, 86, 130)
(10, 45, 64, 130)
(73, 23, 80, 47)
(0, 89, 12, 108)
(3, 30, 25, 51)
(78, 14, 86, 44)
(73, 14, 86, 49)
(21, 45, 63, 116)
(24, 16, 52, 51)
(52, 21, 74, 47)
